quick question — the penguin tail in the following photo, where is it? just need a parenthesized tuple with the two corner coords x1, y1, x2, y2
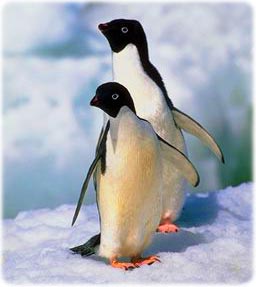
(70, 233, 100, 257)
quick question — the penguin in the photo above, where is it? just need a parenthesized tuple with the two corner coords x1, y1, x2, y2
(70, 18, 225, 257)
(97, 19, 224, 233)
(71, 82, 199, 269)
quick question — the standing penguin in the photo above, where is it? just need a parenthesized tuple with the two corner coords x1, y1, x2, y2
(71, 82, 199, 269)
(97, 19, 224, 232)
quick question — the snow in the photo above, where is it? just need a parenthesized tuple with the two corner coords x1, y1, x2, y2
(2, 183, 252, 284)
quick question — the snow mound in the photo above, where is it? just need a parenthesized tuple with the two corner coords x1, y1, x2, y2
(2, 183, 252, 283)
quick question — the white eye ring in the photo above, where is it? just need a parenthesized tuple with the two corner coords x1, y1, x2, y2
(121, 27, 128, 33)
(112, 93, 119, 100)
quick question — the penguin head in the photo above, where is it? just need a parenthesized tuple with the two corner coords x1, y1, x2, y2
(98, 19, 146, 53)
(90, 82, 136, 118)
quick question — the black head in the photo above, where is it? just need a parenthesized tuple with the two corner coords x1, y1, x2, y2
(90, 82, 136, 118)
(98, 19, 147, 53)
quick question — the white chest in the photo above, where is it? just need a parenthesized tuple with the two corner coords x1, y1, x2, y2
(113, 44, 167, 121)
(105, 107, 155, 172)
(98, 108, 162, 258)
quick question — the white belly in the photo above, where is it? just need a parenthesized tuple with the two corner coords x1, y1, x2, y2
(113, 44, 186, 221)
(98, 109, 162, 258)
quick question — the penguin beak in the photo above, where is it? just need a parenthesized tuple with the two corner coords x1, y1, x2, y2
(90, 95, 100, 107)
(98, 23, 109, 32)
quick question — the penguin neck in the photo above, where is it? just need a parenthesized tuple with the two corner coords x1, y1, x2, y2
(112, 44, 169, 119)
(109, 106, 136, 146)
(113, 44, 149, 76)
(134, 27, 150, 63)
(110, 106, 135, 126)
(112, 44, 172, 114)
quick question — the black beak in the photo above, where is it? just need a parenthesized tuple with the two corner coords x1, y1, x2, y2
(98, 23, 109, 32)
(90, 95, 100, 107)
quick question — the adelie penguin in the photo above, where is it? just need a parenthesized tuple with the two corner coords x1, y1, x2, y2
(71, 82, 199, 269)
(71, 19, 224, 257)
(97, 19, 225, 232)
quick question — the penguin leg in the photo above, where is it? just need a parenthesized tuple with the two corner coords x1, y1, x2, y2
(109, 257, 136, 270)
(131, 255, 161, 267)
(156, 216, 180, 233)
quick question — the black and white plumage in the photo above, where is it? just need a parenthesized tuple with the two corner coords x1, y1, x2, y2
(71, 82, 199, 268)
(98, 19, 224, 224)
(71, 19, 224, 257)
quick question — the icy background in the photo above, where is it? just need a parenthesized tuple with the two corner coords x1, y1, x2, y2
(2, 2, 252, 218)
(2, 183, 252, 283)
(1, 2, 253, 284)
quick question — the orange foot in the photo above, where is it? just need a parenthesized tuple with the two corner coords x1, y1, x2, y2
(132, 255, 161, 267)
(156, 216, 180, 233)
(156, 223, 180, 233)
(110, 258, 136, 270)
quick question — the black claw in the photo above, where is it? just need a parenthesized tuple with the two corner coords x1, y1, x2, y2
(125, 266, 135, 271)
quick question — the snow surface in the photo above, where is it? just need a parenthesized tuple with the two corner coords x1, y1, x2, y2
(2, 183, 252, 284)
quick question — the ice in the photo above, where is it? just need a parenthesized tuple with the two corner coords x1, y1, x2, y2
(2, 183, 252, 283)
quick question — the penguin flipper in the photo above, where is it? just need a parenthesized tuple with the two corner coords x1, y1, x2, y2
(71, 121, 110, 226)
(172, 107, 224, 163)
(93, 126, 105, 191)
(71, 154, 101, 226)
(70, 233, 101, 256)
(157, 135, 200, 187)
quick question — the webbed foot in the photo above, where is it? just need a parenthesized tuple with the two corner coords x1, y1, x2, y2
(110, 257, 136, 270)
(156, 223, 179, 233)
(157, 216, 180, 233)
(132, 255, 161, 267)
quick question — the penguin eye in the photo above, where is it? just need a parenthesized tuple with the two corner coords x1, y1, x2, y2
(121, 27, 128, 33)
(112, 94, 119, 100)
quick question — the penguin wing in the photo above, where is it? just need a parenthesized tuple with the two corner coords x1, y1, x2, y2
(172, 107, 225, 163)
(95, 116, 109, 155)
(71, 121, 110, 226)
(92, 126, 105, 191)
(95, 126, 105, 154)
(157, 135, 200, 187)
